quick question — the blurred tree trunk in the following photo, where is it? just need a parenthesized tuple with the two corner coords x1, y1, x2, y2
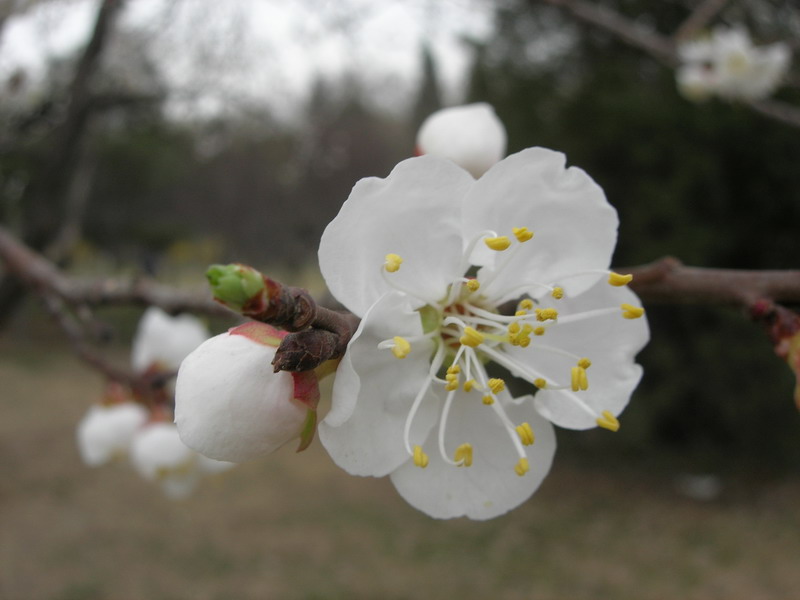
(0, 0, 125, 328)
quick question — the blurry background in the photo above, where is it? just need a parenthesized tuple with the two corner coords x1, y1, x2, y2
(2, 0, 800, 598)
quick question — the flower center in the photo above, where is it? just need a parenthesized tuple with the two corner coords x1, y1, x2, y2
(378, 227, 643, 476)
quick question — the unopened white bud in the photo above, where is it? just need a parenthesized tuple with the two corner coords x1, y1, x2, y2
(131, 307, 210, 373)
(76, 402, 148, 466)
(175, 324, 315, 463)
(416, 103, 507, 178)
(130, 422, 233, 499)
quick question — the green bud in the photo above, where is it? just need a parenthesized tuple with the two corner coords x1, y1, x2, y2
(206, 263, 266, 312)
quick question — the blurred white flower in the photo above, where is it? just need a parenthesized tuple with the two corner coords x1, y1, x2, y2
(131, 307, 210, 373)
(416, 103, 507, 178)
(130, 422, 234, 499)
(175, 322, 319, 463)
(318, 148, 648, 519)
(675, 473, 722, 501)
(677, 27, 791, 102)
(76, 401, 148, 466)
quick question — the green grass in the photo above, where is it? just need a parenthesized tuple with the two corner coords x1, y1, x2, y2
(2, 341, 800, 600)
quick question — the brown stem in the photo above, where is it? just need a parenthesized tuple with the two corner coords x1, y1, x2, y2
(623, 257, 800, 307)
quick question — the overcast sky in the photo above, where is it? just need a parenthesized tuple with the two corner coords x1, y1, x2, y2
(1, 0, 495, 120)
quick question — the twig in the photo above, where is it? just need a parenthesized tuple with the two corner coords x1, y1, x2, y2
(624, 257, 800, 306)
(0, 224, 227, 317)
(675, 0, 730, 40)
(536, 0, 677, 65)
(747, 99, 800, 130)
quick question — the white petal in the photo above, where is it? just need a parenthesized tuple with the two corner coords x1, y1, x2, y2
(196, 454, 236, 474)
(175, 332, 305, 463)
(318, 155, 472, 316)
(76, 402, 148, 466)
(507, 280, 649, 429)
(131, 307, 209, 372)
(464, 148, 618, 301)
(416, 103, 507, 178)
(130, 423, 195, 481)
(319, 292, 439, 477)
(390, 391, 556, 520)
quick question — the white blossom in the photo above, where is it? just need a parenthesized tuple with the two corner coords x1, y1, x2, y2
(416, 103, 507, 178)
(130, 422, 234, 499)
(131, 307, 210, 373)
(174, 322, 318, 463)
(677, 27, 791, 102)
(317, 148, 649, 519)
(76, 402, 148, 466)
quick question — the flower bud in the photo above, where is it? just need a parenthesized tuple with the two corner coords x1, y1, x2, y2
(76, 401, 148, 466)
(174, 322, 320, 462)
(416, 103, 507, 178)
(130, 422, 234, 499)
(131, 307, 209, 373)
(206, 263, 268, 314)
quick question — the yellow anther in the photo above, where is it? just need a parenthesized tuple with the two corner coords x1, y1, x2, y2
(533, 326, 545, 336)
(384, 253, 403, 273)
(579, 368, 588, 390)
(482, 395, 494, 405)
(466, 279, 480, 292)
(608, 272, 633, 287)
(518, 336, 531, 348)
(515, 457, 530, 477)
(488, 378, 505, 394)
(578, 357, 592, 369)
(484, 236, 511, 251)
(533, 378, 547, 389)
(516, 422, 535, 446)
(621, 303, 646, 319)
(519, 299, 534, 310)
(463, 379, 476, 392)
(596, 410, 620, 432)
(507, 322, 521, 335)
(460, 327, 485, 347)
(413, 445, 429, 468)
(535, 308, 559, 322)
(445, 370, 460, 391)
(515, 309, 528, 317)
(522, 323, 534, 334)
(571, 366, 589, 392)
(391, 336, 411, 359)
(551, 287, 564, 300)
(454, 443, 473, 467)
(512, 227, 534, 243)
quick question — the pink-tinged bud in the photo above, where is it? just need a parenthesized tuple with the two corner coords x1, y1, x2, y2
(131, 307, 210, 373)
(752, 300, 800, 409)
(416, 103, 507, 178)
(76, 401, 148, 466)
(174, 322, 320, 462)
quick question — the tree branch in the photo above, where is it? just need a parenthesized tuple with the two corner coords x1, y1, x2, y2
(624, 257, 800, 306)
(4, 224, 800, 378)
(536, 0, 677, 65)
(674, 0, 730, 41)
(0, 224, 227, 317)
(534, 0, 800, 130)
